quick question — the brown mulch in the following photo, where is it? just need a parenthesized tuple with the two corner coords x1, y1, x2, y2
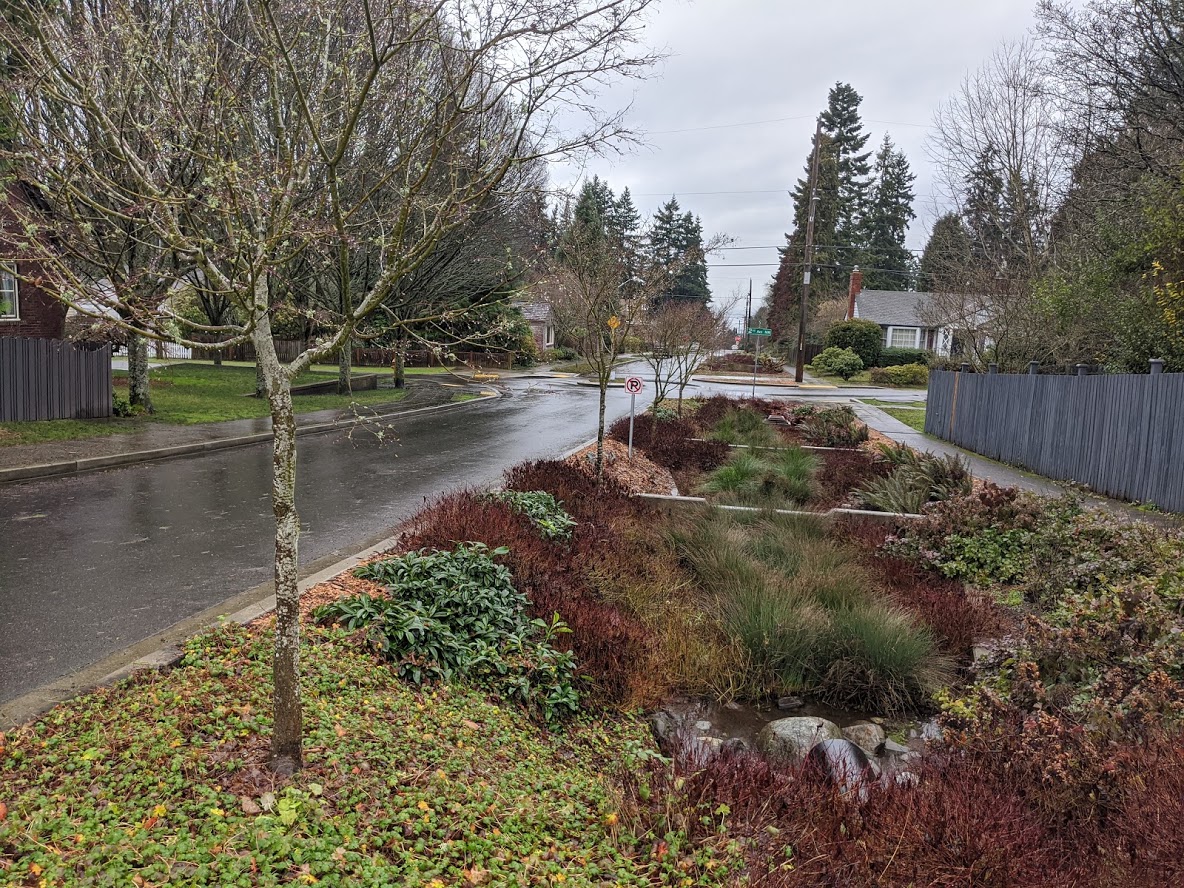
(299, 573, 388, 621)
(564, 438, 677, 495)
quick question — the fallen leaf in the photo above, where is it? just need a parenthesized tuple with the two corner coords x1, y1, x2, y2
(240, 796, 262, 815)
(0, 801, 6, 822)
(462, 720, 481, 731)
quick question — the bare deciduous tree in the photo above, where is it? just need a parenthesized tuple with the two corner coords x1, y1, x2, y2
(3, 0, 659, 772)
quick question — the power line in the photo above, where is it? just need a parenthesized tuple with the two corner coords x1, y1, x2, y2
(633, 189, 789, 197)
(646, 114, 934, 136)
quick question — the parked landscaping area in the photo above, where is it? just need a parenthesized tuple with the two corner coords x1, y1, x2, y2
(2, 395, 1181, 885)
(0, 365, 410, 447)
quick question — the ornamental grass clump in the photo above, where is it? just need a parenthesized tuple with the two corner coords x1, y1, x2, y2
(669, 513, 949, 713)
(706, 407, 781, 448)
(314, 543, 579, 724)
(797, 404, 870, 447)
(695, 447, 818, 508)
(857, 442, 972, 513)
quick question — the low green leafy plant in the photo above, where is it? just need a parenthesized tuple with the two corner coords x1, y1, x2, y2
(870, 362, 929, 386)
(315, 543, 580, 723)
(812, 346, 864, 380)
(798, 404, 870, 447)
(483, 489, 577, 541)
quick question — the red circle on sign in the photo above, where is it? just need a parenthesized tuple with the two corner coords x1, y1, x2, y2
(624, 376, 644, 394)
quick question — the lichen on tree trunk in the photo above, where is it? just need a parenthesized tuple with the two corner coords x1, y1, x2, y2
(338, 341, 352, 395)
(255, 325, 302, 773)
(126, 332, 153, 413)
(594, 376, 608, 479)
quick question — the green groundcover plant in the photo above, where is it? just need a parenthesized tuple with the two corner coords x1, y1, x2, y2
(482, 490, 577, 541)
(315, 544, 579, 724)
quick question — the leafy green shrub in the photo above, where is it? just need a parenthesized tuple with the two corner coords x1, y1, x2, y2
(544, 346, 579, 361)
(315, 543, 579, 723)
(812, 346, 864, 380)
(878, 347, 930, 367)
(799, 404, 869, 447)
(701, 352, 785, 373)
(857, 471, 932, 514)
(870, 362, 929, 386)
(824, 319, 883, 367)
(483, 490, 576, 541)
(111, 391, 135, 417)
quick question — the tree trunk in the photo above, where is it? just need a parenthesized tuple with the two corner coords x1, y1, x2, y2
(394, 342, 405, 389)
(255, 327, 302, 774)
(127, 332, 154, 413)
(213, 348, 222, 367)
(338, 341, 352, 395)
(255, 362, 267, 398)
(594, 375, 608, 479)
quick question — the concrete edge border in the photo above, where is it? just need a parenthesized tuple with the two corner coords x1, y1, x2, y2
(635, 492, 923, 522)
(0, 388, 501, 486)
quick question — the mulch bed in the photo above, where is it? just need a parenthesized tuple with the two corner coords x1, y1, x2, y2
(564, 438, 678, 495)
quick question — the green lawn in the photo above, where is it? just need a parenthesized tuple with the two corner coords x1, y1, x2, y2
(806, 367, 928, 389)
(0, 365, 409, 447)
(882, 406, 927, 432)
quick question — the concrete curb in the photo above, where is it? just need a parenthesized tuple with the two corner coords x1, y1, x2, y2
(0, 388, 500, 486)
(635, 492, 923, 522)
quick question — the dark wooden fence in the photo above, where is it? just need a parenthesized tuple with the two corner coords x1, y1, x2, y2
(925, 367, 1184, 511)
(0, 336, 112, 421)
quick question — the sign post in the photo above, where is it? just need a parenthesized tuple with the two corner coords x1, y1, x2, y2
(624, 376, 644, 457)
(747, 327, 771, 398)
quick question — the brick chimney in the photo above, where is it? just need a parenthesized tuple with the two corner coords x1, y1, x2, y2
(846, 267, 863, 320)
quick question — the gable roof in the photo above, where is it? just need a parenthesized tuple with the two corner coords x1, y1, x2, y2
(513, 301, 552, 324)
(854, 289, 936, 328)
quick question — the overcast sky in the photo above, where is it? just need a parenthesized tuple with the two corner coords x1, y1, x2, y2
(549, 0, 1038, 319)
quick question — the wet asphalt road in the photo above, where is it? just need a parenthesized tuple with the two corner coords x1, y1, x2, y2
(0, 378, 636, 703)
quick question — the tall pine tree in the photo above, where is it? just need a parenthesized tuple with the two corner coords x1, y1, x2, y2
(860, 135, 916, 290)
(820, 82, 873, 247)
(649, 197, 710, 304)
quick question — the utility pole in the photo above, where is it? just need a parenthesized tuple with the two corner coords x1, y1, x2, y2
(795, 118, 823, 383)
(744, 279, 752, 349)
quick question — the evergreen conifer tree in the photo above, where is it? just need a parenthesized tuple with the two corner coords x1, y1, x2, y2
(860, 135, 917, 290)
(820, 82, 873, 246)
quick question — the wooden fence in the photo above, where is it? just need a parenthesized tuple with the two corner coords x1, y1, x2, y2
(0, 336, 112, 421)
(925, 367, 1184, 512)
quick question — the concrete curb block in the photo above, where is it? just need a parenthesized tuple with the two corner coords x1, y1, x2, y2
(0, 388, 500, 485)
(635, 492, 923, 522)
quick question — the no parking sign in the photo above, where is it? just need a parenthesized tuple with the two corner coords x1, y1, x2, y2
(624, 377, 643, 456)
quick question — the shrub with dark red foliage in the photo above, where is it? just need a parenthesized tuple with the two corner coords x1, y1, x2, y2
(620, 738, 1088, 887)
(397, 488, 651, 704)
(810, 449, 891, 509)
(690, 394, 785, 432)
(502, 459, 642, 525)
(606, 415, 728, 473)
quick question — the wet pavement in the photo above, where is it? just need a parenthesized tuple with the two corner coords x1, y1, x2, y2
(0, 377, 633, 704)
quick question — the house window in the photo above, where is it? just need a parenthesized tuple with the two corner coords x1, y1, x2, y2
(888, 326, 919, 349)
(0, 266, 17, 320)
(545, 325, 555, 347)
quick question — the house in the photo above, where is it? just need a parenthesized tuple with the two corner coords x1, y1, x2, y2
(514, 300, 556, 353)
(0, 185, 67, 340)
(844, 268, 953, 356)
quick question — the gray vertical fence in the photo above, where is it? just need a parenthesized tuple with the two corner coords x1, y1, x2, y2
(0, 336, 113, 421)
(925, 368, 1184, 512)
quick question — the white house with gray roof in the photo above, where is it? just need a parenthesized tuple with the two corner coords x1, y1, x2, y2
(843, 268, 954, 356)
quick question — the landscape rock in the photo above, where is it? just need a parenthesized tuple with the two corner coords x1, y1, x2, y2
(881, 738, 913, 758)
(841, 722, 886, 756)
(776, 695, 805, 711)
(757, 716, 842, 761)
(693, 720, 712, 732)
(806, 739, 878, 800)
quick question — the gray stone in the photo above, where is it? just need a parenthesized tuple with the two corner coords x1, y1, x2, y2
(694, 719, 713, 732)
(882, 738, 912, 757)
(841, 722, 886, 756)
(649, 710, 677, 744)
(757, 716, 842, 761)
(806, 739, 876, 800)
(776, 695, 805, 711)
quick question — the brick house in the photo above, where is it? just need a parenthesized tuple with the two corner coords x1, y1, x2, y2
(514, 300, 555, 353)
(0, 184, 67, 340)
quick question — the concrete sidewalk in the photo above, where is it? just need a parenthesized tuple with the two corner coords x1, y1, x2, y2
(0, 378, 494, 483)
